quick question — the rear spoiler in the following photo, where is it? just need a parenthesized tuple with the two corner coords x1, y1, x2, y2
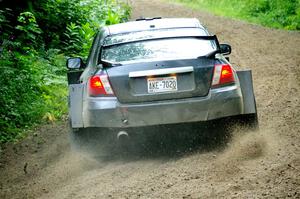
(102, 35, 220, 49)
(136, 17, 162, 21)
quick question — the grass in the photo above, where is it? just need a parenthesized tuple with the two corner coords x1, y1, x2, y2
(169, 0, 300, 30)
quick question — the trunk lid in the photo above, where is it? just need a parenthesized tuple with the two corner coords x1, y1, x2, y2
(105, 59, 214, 103)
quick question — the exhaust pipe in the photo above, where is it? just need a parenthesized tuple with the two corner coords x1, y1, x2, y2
(117, 131, 129, 141)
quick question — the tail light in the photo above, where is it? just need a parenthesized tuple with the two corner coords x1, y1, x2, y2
(212, 64, 235, 87)
(88, 73, 114, 96)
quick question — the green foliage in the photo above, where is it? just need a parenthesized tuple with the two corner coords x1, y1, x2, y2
(79, 23, 95, 56)
(171, 0, 300, 30)
(62, 0, 131, 56)
(31, 0, 88, 49)
(63, 22, 83, 55)
(0, 0, 131, 143)
(0, 48, 67, 143)
(15, 12, 42, 50)
(1, 0, 131, 55)
(0, 8, 14, 38)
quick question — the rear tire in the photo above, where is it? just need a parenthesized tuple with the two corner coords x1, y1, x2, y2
(70, 127, 90, 152)
(69, 127, 114, 157)
(236, 113, 259, 130)
(199, 114, 259, 148)
(199, 119, 232, 148)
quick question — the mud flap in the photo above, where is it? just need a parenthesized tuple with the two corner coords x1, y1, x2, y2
(69, 84, 84, 128)
(237, 70, 257, 114)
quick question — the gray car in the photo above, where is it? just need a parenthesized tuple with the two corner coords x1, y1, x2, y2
(66, 18, 258, 149)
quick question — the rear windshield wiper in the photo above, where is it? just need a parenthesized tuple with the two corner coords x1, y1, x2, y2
(100, 59, 122, 67)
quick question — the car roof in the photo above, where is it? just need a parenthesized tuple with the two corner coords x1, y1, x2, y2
(106, 18, 203, 35)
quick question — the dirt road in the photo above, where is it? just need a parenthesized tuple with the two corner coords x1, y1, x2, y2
(1, 0, 300, 198)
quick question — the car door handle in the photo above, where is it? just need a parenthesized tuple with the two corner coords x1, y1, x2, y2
(129, 66, 194, 78)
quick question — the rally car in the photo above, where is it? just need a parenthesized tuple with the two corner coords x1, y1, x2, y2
(66, 18, 258, 149)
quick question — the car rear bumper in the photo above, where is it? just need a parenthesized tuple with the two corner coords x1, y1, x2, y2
(82, 85, 243, 128)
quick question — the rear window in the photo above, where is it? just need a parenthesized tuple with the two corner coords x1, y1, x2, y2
(101, 38, 216, 64)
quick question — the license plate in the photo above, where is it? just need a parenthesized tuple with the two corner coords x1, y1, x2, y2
(147, 76, 177, 93)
